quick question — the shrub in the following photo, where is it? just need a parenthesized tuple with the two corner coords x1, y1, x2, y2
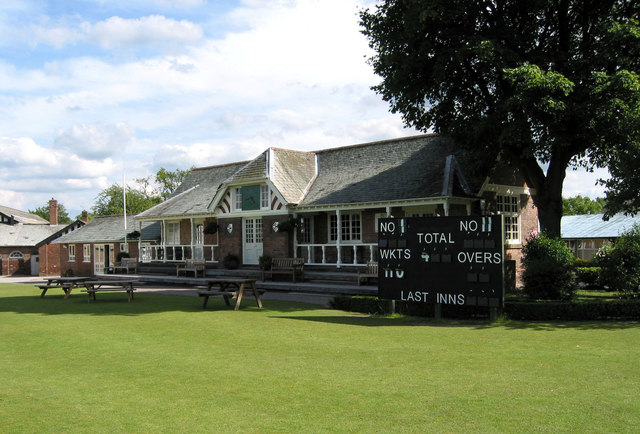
(116, 251, 130, 263)
(522, 233, 576, 300)
(596, 225, 640, 296)
(222, 254, 240, 269)
(575, 267, 602, 289)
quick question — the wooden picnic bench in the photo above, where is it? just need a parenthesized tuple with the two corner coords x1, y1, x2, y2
(81, 279, 138, 302)
(113, 257, 138, 274)
(357, 261, 378, 286)
(176, 258, 206, 278)
(261, 257, 305, 283)
(197, 278, 263, 311)
(37, 276, 90, 298)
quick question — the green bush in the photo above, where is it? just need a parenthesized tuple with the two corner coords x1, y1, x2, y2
(116, 251, 130, 262)
(505, 300, 640, 321)
(522, 233, 576, 300)
(596, 225, 640, 296)
(331, 296, 640, 321)
(222, 254, 240, 269)
(575, 267, 602, 289)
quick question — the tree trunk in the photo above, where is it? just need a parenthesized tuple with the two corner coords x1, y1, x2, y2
(535, 193, 563, 237)
(517, 155, 567, 239)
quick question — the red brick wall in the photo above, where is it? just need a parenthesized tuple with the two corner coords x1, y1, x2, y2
(57, 241, 140, 277)
(0, 247, 35, 275)
(217, 217, 243, 263)
(263, 215, 290, 258)
(39, 244, 61, 276)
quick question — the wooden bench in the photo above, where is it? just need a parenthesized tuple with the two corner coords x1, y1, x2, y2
(357, 261, 378, 286)
(113, 257, 138, 274)
(198, 278, 263, 310)
(81, 280, 138, 302)
(176, 258, 206, 278)
(37, 276, 90, 298)
(37, 283, 72, 298)
(261, 257, 305, 283)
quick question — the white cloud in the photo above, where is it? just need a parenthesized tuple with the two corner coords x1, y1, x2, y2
(84, 15, 203, 48)
(54, 122, 136, 159)
(562, 167, 609, 199)
(0, 137, 119, 190)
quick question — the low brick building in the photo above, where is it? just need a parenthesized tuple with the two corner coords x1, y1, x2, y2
(53, 215, 161, 276)
(0, 199, 84, 276)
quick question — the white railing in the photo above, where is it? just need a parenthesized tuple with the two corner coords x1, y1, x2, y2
(295, 243, 377, 267)
(140, 244, 219, 263)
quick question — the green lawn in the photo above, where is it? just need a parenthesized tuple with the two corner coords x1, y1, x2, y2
(1, 283, 639, 433)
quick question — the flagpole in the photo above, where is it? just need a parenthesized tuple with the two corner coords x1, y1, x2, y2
(123, 173, 127, 254)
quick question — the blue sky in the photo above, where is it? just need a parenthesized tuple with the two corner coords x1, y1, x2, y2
(0, 0, 606, 217)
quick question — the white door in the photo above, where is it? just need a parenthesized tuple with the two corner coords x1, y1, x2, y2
(30, 255, 39, 276)
(243, 218, 263, 265)
(94, 244, 113, 274)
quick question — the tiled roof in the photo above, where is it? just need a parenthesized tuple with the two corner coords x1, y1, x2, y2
(137, 162, 246, 219)
(300, 135, 480, 207)
(53, 215, 160, 244)
(561, 213, 640, 239)
(0, 224, 66, 247)
(271, 148, 316, 204)
(0, 205, 49, 224)
(226, 152, 267, 183)
(135, 134, 491, 219)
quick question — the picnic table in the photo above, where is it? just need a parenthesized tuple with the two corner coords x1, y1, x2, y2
(81, 279, 138, 302)
(198, 278, 263, 311)
(37, 276, 90, 299)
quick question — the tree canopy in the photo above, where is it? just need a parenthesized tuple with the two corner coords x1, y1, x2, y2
(136, 167, 192, 202)
(91, 184, 161, 216)
(361, 0, 640, 236)
(562, 195, 606, 215)
(29, 202, 72, 224)
(91, 167, 190, 216)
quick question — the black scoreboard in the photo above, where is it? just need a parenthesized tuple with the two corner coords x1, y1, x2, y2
(377, 216, 505, 307)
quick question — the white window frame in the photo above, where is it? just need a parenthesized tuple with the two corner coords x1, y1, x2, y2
(195, 223, 204, 245)
(166, 222, 181, 245)
(299, 216, 313, 244)
(83, 244, 91, 262)
(9, 251, 24, 259)
(496, 194, 521, 244)
(329, 212, 362, 243)
(235, 188, 243, 211)
(68, 245, 76, 261)
(260, 185, 269, 209)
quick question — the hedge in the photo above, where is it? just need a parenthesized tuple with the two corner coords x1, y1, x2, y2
(330, 296, 640, 321)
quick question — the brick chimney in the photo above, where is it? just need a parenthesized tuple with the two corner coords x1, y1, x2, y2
(49, 198, 58, 225)
(81, 210, 88, 222)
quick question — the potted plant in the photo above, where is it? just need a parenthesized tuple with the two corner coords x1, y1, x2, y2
(259, 254, 272, 270)
(204, 221, 218, 234)
(277, 215, 298, 232)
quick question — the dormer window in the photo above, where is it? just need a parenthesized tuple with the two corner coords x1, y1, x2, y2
(233, 185, 270, 212)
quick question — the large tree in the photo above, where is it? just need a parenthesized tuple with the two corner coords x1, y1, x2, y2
(29, 202, 72, 224)
(91, 184, 161, 216)
(92, 168, 190, 216)
(136, 167, 192, 202)
(361, 0, 640, 236)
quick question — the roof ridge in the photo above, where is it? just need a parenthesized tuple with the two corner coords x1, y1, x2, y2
(313, 133, 439, 154)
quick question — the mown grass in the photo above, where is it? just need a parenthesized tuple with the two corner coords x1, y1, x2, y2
(1, 283, 639, 433)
